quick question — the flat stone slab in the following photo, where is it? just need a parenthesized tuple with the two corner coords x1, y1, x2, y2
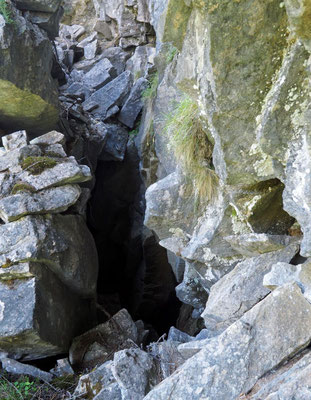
(0, 184, 81, 223)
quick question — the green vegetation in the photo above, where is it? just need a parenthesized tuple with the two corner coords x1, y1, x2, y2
(20, 156, 58, 175)
(166, 45, 178, 64)
(142, 73, 159, 101)
(0, 0, 13, 24)
(0, 373, 78, 400)
(129, 128, 139, 138)
(11, 182, 36, 195)
(165, 96, 218, 204)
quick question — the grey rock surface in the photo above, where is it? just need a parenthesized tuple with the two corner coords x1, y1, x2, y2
(82, 58, 116, 90)
(144, 284, 311, 400)
(99, 124, 129, 162)
(69, 309, 138, 369)
(14, 0, 61, 12)
(202, 244, 299, 336)
(83, 71, 133, 120)
(1, 358, 53, 382)
(0, 214, 98, 296)
(0, 267, 94, 360)
(0, 184, 81, 223)
(118, 77, 149, 128)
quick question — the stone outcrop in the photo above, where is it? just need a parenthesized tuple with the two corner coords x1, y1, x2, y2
(0, 2, 62, 134)
(0, 130, 98, 360)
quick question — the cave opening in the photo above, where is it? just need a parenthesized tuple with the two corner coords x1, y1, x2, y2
(86, 142, 182, 338)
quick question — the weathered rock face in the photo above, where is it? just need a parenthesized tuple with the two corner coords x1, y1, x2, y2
(0, 130, 98, 360)
(0, 3, 61, 134)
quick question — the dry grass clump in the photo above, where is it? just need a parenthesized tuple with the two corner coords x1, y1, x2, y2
(165, 96, 218, 204)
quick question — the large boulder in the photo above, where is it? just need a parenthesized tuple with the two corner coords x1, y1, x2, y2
(0, 8, 59, 134)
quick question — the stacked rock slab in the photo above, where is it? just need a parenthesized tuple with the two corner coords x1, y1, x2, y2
(0, 130, 98, 360)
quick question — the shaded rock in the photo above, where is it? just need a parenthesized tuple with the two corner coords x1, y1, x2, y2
(118, 78, 149, 129)
(0, 266, 95, 360)
(27, 6, 64, 39)
(144, 284, 311, 400)
(175, 261, 208, 310)
(101, 47, 132, 75)
(99, 124, 128, 162)
(50, 358, 74, 377)
(0, 214, 98, 296)
(82, 58, 116, 90)
(69, 309, 138, 369)
(0, 184, 81, 223)
(14, 0, 61, 13)
(83, 71, 133, 119)
(0, 11, 59, 134)
(1, 358, 53, 382)
(126, 45, 156, 82)
(74, 360, 121, 400)
(201, 244, 299, 337)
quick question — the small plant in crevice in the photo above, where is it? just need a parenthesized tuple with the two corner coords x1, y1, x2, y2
(166, 44, 178, 64)
(165, 96, 218, 205)
(0, 0, 13, 24)
(142, 73, 159, 101)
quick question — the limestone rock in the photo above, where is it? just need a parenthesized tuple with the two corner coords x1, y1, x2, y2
(82, 58, 117, 90)
(0, 214, 98, 296)
(1, 358, 53, 382)
(263, 259, 311, 303)
(0, 267, 94, 360)
(99, 124, 129, 162)
(0, 184, 81, 223)
(14, 0, 61, 13)
(83, 71, 133, 120)
(2, 131, 28, 151)
(113, 348, 158, 400)
(118, 77, 149, 128)
(202, 244, 299, 337)
(74, 361, 121, 399)
(144, 284, 311, 399)
(0, 9, 59, 133)
(69, 309, 138, 369)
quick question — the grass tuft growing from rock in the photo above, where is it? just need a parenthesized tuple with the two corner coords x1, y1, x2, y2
(142, 73, 159, 101)
(20, 156, 58, 175)
(165, 96, 218, 204)
(0, 0, 13, 24)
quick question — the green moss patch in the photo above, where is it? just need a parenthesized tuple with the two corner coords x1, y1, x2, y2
(20, 156, 58, 175)
(10, 182, 36, 194)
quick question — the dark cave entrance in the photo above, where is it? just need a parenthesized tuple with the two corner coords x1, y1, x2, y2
(86, 141, 182, 337)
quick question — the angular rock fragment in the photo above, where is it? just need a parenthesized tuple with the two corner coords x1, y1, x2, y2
(69, 309, 138, 369)
(0, 184, 81, 223)
(113, 348, 158, 400)
(82, 58, 117, 90)
(30, 130, 65, 146)
(1, 358, 53, 382)
(83, 71, 133, 120)
(202, 244, 299, 337)
(144, 284, 311, 400)
(224, 233, 296, 257)
(118, 78, 149, 128)
(0, 267, 94, 360)
(2, 131, 28, 151)
(0, 214, 98, 296)
(14, 0, 61, 13)
(74, 361, 121, 400)
(99, 124, 129, 162)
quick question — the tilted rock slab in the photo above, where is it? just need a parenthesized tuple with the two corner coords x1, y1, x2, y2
(144, 284, 311, 400)
(202, 243, 299, 337)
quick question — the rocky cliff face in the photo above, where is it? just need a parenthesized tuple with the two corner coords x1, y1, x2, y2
(1, 0, 311, 398)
